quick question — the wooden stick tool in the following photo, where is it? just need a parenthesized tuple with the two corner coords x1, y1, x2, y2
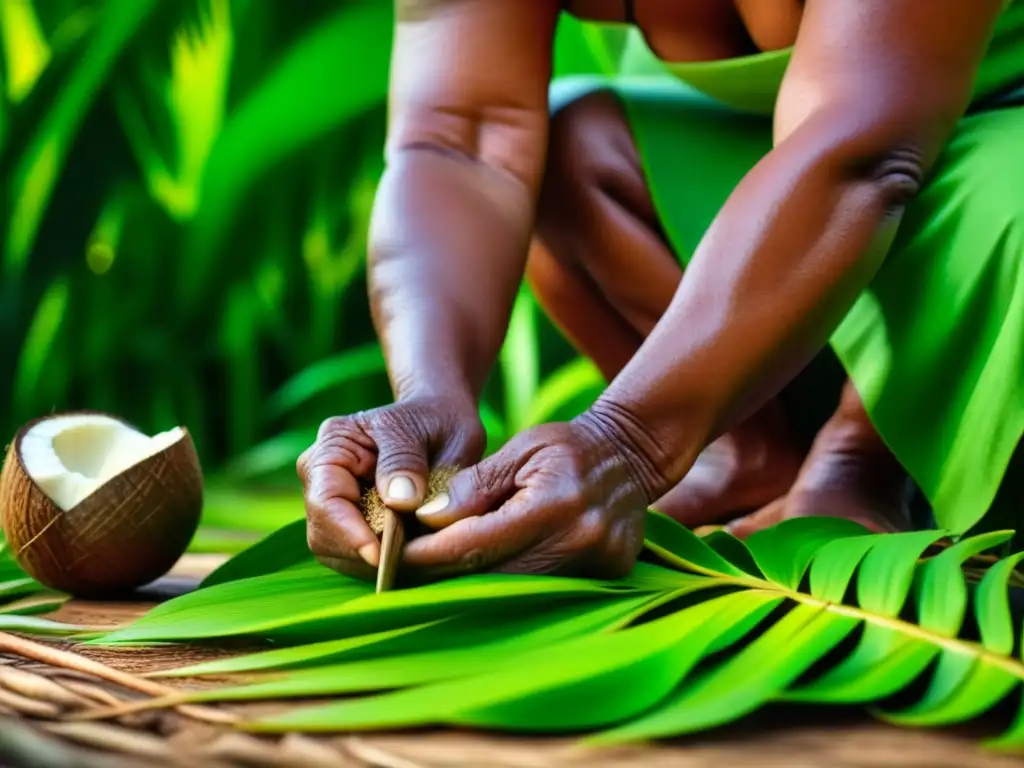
(376, 508, 406, 593)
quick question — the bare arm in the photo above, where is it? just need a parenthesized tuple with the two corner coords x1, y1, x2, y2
(369, 0, 560, 411)
(595, 0, 1005, 495)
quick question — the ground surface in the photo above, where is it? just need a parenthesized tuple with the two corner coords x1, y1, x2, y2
(0, 555, 1022, 767)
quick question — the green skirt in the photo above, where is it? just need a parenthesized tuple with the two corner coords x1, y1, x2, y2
(550, 74, 1024, 537)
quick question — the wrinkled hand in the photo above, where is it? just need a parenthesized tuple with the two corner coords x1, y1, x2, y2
(403, 409, 662, 579)
(297, 396, 485, 581)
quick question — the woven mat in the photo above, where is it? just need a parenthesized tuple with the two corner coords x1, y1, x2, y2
(0, 557, 1020, 768)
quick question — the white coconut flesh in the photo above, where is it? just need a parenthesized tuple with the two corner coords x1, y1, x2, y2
(18, 414, 185, 511)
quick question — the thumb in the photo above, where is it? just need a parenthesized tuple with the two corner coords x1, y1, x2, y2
(373, 430, 430, 512)
(415, 444, 520, 530)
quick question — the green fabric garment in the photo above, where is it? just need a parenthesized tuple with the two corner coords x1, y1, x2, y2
(616, 0, 1024, 116)
(561, 10, 1024, 536)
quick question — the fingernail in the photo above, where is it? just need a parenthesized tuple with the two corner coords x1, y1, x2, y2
(386, 475, 417, 502)
(358, 543, 380, 567)
(416, 492, 450, 519)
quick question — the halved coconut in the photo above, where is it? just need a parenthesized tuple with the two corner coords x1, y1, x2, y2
(0, 412, 203, 597)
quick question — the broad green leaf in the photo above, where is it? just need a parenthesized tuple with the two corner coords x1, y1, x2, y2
(245, 591, 783, 732)
(593, 604, 860, 744)
(618, 562, 711, 591)
(700, 529, 763, 577)
(856, 530, 949, 616)
(0, 615, 87, 636)
(784, 623, 937, 703)
(702, 594, 781, 656)
(161, 588, 679, 678)
(201, 519, 309, 588)
(91, 562, 373, 645)
(914, 531, 1013, 636)
(0, 592, 68, 616)
(985, 673, 1024, 750)
(643, 512, 748, 578)
(265, 570, 651, 642)
(265, 342, 386, 418)
(0, 578, 42, 600)
(96, 562, 653, 646)
(459, 593, 784, 731)
(809, 534, 876, 603)
(155, 619, 449, 678)
(880, 653, 1018, 727)
(881, 541, 1024, 728)
(974, 551, 1024, 654)
(192, 595, 662, 705)
(745, 517, 870, 589)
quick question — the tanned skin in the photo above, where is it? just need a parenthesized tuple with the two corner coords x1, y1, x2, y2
(297, 0, 1006, 580)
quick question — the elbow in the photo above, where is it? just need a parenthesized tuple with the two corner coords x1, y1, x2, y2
(778, 102, 945, 214)
(862, 144, 927, 214)
(385, 104, 548, 193)
(810, 128, 931, 216)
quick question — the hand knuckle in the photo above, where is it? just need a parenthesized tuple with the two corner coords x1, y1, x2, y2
(573, 511, 609, 550)
(308, 434, 375, 478)
(376, 447, 426, 474)
(317, 416, 348, 439)
(306, 523, 327, 556)
(318, 415, 375, 449)
(296, 448, 311, 480)
(559, 483, 589, 511)
(459, 548, 489, 572)
(497, 549, 561, 575)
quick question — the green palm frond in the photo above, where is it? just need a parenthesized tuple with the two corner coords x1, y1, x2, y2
(76, 513, 1024, 752)
(114, 0, 233, 220)
(0, 537, 78, 635)
(3, 0, 159, 280)
(0, 0, 51, 103)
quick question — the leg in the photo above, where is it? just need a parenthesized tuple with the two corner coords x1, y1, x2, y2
(727, 379, 911, 538)
(529, 87, 804, 524)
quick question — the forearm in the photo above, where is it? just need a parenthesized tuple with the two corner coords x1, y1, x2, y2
(368, 146, 537, 407)
(596, 128, 916, 490)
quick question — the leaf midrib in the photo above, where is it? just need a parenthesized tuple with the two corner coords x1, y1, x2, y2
(680, 559, 1024, 683)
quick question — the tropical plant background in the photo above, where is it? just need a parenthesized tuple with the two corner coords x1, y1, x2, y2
(1, 0, 629, 552)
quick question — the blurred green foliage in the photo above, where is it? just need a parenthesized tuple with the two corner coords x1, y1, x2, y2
(1, 0, 627, 504)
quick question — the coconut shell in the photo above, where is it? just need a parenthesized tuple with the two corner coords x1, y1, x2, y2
(0, 419, 204, 598)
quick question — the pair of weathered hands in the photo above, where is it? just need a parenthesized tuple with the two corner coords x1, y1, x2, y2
(297, 395, 666, 582)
